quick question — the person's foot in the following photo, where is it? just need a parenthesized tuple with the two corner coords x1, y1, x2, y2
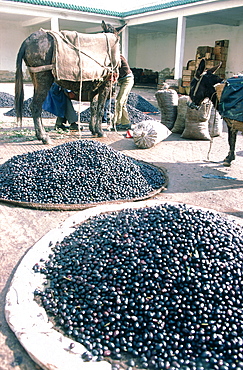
(69, 122, 83, 131)
(55, 117, 68, 130)
(115, 124, 131, 131)
(55, 123, 68, 131)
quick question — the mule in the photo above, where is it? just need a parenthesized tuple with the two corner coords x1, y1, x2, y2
(188, 58, 241, 166)
(15, 21, 125, 144)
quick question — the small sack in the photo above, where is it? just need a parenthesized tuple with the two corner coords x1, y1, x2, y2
(181, 100, 212, 140)
(172, 95, 190, 134)
(133, 120, 172, 149)
(155, 87, 178, 129)
(208, 106, 223, 137)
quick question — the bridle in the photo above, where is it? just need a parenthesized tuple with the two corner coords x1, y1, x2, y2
(192, 72, 206, 97)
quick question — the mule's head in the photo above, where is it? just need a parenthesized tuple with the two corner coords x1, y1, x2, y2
(101, 21, 126, 36)
(188, 59, 223, 110)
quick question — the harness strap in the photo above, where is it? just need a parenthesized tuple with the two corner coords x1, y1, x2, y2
(28, 65, 53, 73)
(193, 73, 206, 97)
(76, 31, 83, 138)
(207, 91, 218, 161)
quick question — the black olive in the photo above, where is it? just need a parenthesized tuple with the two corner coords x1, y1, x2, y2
(34, 204, 243, 370)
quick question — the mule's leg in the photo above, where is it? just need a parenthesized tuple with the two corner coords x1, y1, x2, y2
(223, 124, 238, 166)
(95, 82, 111, 137)
(30, 71, 54, 144)
(89, 96, 97, 136)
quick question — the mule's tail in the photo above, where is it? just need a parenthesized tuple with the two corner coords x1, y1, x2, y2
(15, 42, 26, 125)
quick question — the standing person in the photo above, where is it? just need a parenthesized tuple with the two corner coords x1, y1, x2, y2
(113, 55, 134, 130)
(43, 83, 80, 131)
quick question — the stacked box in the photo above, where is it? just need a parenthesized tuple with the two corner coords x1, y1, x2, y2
(205, 60, 221, 69)
(187, 60, 196, 71)
(182, 69, 194, 87)
(196, 46, 214, 61)
(215, 40, 229, 47)
(181, 40, 229, 87)
(213, 40, 229, 78)
(157, 69, 174, 89)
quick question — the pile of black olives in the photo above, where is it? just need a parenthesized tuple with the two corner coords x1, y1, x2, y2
(0, 140, 165, 204)
(34, 203, 243, 370)
(0, 91, 15, 108)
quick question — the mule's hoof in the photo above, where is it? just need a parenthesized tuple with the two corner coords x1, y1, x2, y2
(42, 136, 52, 145)
(97, 132, 106, 138)
(223, 154, 235, 167)
(223, 161, 231, 167)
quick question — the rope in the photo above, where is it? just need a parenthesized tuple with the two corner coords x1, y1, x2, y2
(104, 34, 119, 133)
(207, 92, 218, 161)
(77, 32, 83, 139)
(104, 33, 113, 131)
(193, 70, 217, 161)
(45, 29, 115, 74)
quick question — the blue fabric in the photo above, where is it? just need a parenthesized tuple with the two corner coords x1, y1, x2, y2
(218, 76, 243, 122)
(42, 83, 67, 118)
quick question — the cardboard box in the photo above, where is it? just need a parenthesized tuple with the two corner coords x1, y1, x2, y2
(196, 46, 214, 59)
(214, 46, 228, 56)
(187, 60, 196, 71)
(181, 81, 191, 87)
(215, 40, 229, 48)
(178, 86, 186, 94)
(182, 75, 192, 82)
(205, 60, 221, 69)
(205, 52, 213, 60)
(182, 70, 194, 76)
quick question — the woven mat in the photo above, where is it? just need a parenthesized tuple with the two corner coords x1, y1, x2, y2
(0, 163, 168, 211)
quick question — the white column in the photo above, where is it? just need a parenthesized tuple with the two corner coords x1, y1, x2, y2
(174, 15, 186, 80)
(51, 17, 59, 32)
(121, 26, 129, 59)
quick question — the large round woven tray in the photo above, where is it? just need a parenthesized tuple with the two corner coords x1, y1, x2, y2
(5, 200, 243, 370)
(0, 161, 168, 211)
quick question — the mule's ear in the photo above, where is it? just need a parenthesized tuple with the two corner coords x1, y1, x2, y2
(207, 61, 222, 74)
(101, 21, 115, 33)
(115, 23, 127, 35)
(101, 21, 109, 32)
(195, 59, 206, 79)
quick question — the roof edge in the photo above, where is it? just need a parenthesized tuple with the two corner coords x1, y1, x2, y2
(4, 0, 123, 17)
(123, 0, 205, 17)
(5, 0, 207, 18)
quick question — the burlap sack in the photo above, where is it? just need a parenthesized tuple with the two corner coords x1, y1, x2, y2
(172, 95, 190, 134)
(133, 120, 172, 149)
(208, 106, 223, 137)
(181, 100, 212, 140)
(155, 87, 178, 129)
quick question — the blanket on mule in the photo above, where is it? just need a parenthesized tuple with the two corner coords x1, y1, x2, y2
(45, 30, 120, 82)
(219, 76, 243, 123)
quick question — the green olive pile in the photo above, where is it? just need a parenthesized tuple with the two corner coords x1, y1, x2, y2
(34, 203, 243, 370)
(0, 140, 165, 204)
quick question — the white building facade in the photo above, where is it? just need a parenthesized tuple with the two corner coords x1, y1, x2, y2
(0, 0, 243, 82)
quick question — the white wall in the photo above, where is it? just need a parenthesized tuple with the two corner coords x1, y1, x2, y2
(129, 22, 243, 78)
(1, 17, 243, 80)
(0, 20, 51, 78)
(129, 32, 176, 72)
(0, 20, 31, 72)
(185, 23, 243, 77)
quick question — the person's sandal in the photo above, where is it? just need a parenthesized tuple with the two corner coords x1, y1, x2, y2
(69, 122, 83, 131)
